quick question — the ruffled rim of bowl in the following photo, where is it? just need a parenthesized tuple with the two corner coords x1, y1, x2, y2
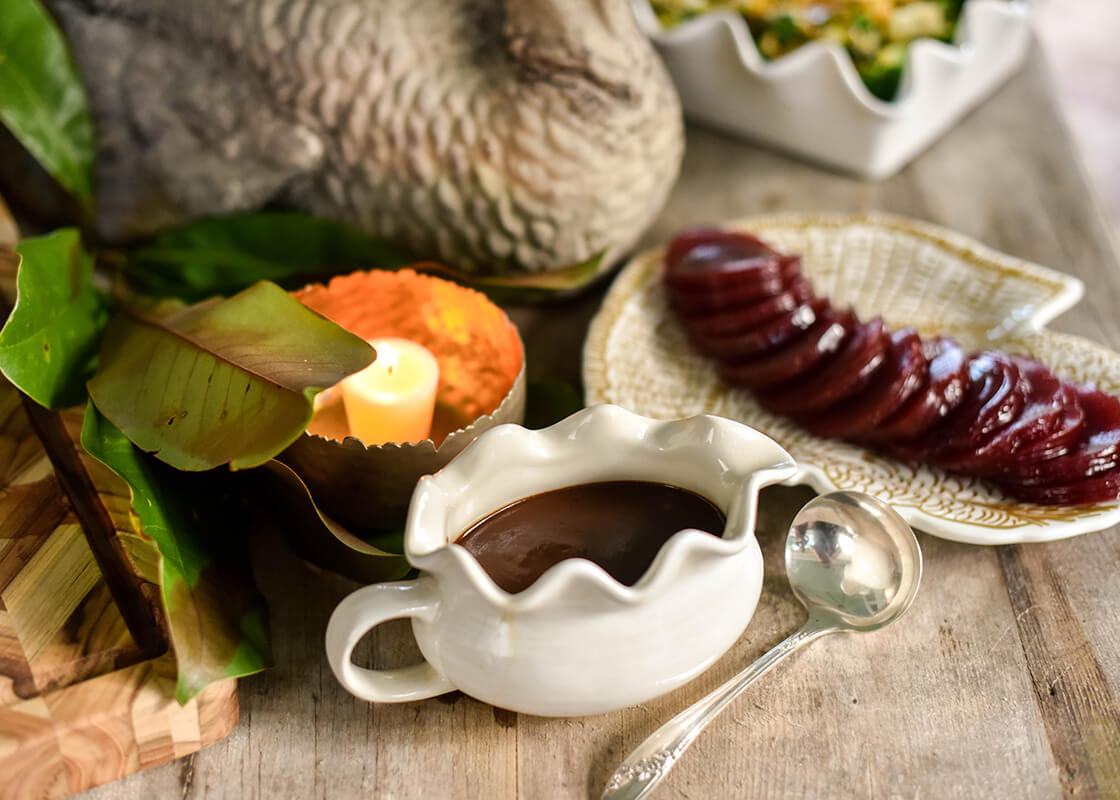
(632, 0, 1032, 117)
(406, 404, 797, 612)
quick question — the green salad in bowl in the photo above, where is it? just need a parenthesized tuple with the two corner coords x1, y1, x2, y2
(650, 0, 969, 100)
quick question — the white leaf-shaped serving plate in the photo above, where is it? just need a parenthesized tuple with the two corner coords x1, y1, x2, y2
(584, 213, 1120, 545)
(632, 0, 1033, 178)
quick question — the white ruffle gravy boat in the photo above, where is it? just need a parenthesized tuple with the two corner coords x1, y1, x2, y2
(325, 405, 796, 716)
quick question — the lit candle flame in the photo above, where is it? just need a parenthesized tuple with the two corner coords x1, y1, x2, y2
(377, 341, 398, 375)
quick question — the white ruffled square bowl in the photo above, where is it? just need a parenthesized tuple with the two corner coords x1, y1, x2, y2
(633, 0, 1033, 178)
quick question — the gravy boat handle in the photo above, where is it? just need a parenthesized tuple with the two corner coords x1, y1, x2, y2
(325, 578, 454, 702)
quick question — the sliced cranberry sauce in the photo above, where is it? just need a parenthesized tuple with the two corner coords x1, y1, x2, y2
(662, 228, 1120, 506)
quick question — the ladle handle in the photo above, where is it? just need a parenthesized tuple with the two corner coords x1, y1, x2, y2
(601, 617, 835, 800)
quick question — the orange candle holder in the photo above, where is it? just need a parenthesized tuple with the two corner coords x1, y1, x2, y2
(275, 269, 525, 555)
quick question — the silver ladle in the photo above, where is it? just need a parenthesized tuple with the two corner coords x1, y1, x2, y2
(601, 490, 923, 800)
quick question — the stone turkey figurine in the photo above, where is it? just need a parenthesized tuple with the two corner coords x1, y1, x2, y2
(47, 0, 684, 275)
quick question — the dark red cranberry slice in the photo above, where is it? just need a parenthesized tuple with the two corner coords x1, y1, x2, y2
(998, 431, 1120, 487)
(666, 255, 788, 299)
(990, 385, 1120, 486)
(803, 329, 925, 439)
(941, 357, 1067, 474)
(665, 229, 780, 274)
(1072, 382, 1120, 430)
(664, 228, 799, 297)
(927, 353, 1027, 461)
(690, 299, 827, 362)
(1009, 388, 1087, 464)
(720, 309, 856, 389)
(758, 318, 890, 418)
(977, 386, 1085, 477)
(998, 466, 1120, 505)
(862, 337, 968, 443)
(664, 230, 796, 292)
(944, 353, 1025, 438)
(893, 352, 1024, 463)
(682, 277, 815, 339)
(668, 258, 802, 314)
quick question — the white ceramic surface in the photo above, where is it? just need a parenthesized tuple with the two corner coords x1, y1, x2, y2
(583, 212, 1120, 546)
(325, 405, 797, 716)
(633, 0, 1033, 178)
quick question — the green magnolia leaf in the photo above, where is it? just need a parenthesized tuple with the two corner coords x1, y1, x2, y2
(120, 210, 605, 305)
(0, 229, 109, 408)
(418, 251, 606, 304)
(524, 380, 584, 430)
(87, 280, 375, 471)
(122, 212, 413, 302)
(0, 0, 95, 209)
(81, 404, 272, 703)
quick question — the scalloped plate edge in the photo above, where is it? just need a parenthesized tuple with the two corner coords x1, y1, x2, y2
(788, 463, 1120, 546)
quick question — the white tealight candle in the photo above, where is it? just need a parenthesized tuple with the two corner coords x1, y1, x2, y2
(341, 338, 440, 445)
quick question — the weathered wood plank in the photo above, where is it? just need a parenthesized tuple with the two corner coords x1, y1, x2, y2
(998, 542, 1120, 796)
(84, 49, 1120, 800)
(519, 488, 1064, 799)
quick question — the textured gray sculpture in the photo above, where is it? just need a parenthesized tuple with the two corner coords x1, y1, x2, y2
(49, 0, 684, 274)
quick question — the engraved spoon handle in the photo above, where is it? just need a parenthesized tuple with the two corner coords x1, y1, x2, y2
(601, 617, 836, 800)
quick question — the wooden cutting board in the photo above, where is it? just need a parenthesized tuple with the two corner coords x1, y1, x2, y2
(0, 232, 239, 798)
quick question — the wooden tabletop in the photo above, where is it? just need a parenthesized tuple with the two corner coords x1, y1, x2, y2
(85, 49, 1120, 799)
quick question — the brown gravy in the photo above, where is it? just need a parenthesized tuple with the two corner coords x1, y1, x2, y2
(455, 481, 725, 594)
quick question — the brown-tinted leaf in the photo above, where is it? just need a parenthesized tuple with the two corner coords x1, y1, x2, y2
(87, 281, 375, 471)
(0, 192, 18, 252)
(258, 460, 409, 584)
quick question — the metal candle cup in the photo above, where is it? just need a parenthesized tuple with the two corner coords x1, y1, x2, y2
(273, 269, 526, 580)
